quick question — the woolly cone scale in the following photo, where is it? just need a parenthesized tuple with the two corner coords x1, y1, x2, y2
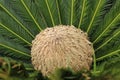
(31, 25, 94, 76)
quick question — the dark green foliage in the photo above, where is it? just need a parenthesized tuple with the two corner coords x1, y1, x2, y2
(0, 57, 47, 80)
(0, 0, 120, 79)
(0, 57, 28, 80)
(48, 68, 91, 80)
(0, 35, 31, 62)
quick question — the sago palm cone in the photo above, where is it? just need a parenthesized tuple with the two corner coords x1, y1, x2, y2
(31, 25, 94, 76)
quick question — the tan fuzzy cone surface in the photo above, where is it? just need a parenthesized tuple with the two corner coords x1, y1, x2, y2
(31, 25, 94, 76)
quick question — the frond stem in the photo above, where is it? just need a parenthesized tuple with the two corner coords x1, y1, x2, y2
(0, 3, 34, 38)
(93, 13, 120, 44)
(0, 43, 31, 57)
(95, 30, 120, 51)
(78, 0, 85, 28)
(87, 0, 102, 33)
(45, 0, 55, 26)
(20, 0, 42, 31)
(56, 0, 62, 24)
(96, 49, 120, 61)
(70, 0, 74, 25)
(0, 23, 32, 46)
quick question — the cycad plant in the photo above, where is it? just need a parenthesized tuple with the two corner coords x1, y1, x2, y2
(0, 0, 120, 80)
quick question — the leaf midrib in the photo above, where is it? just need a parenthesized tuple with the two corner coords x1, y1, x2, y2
(0, 23, 32, 45)
(70, 0, 74, 25)
(96, 49, 120, 61)
(0, 3, 34, 38)
(56, 0, 62, 24)
(78, 0, 86, 28)
(0, 43, 30, 57)
(20, 0, 42, 30)
(87, 0, 102, 33)
(95, 29, 120, 51)
(93, 13, 120, 44)
(45, 0, 55, 26)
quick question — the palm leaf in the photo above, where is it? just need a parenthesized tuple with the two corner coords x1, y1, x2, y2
(95, 26, 120, 51)
(78, 0, 86, 28)
(28, 0, 48, 29)
(0, 23, 31, 45)
(94, 57, 120, 80)
(88, 1, 120, 73)
(45, 0, 61, 26)
(86, 0, 114, 34)
(59, 0, 76, 25)
(56, 0, 62, 24)
(0, 35, 31, 61)
(32, 0, 61, 27)
(86, 0, 105, 33)
(44, 0, 55, 26)
(20, 0, 42, 31)
(96, 34, 120, 60)
(78, 0, 93, 30)
(92, 0, 120, 43)
(91, 1, 120, 60)
(4, 0, 44, 35)
(0, 11, 32, 45)
(96, 49, 120, 61)
(0, 1, 34, 38)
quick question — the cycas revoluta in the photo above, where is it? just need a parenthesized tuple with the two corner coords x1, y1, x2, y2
(0, 0, 120, 79)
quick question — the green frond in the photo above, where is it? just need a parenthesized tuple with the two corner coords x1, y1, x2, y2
(72, 0, 84, 27)
(56, 0, 80, 25)
(64, 0, 85, 26)
(96, 49, 120, 61)
(76, 0, 96, 31)
(0, 0, 38, 44)
(30, 0, 48, 28)
(0, 23, 31, 45)
(87, 0, 102, 33)
(70, 0, 74, 25)
(95, 57, 120, 80)
(59, 0, 77, 25)
(45, 0, 55, 26)
(78, 0, 86, 28)
(44, 0, 61, 26)
(95, 27, 120, 51)
(0, 35, 31, 61)
(2, 0, 44, 36)
(20, 0, 42, 31)
(55, 0, 62, 24)
(95, 33, 120, 61)
(86, 0, 112, 33)
(92, 1, 120, 63)
(22, 0, 47, 30)
(0, 1, 34, 38)
(57, 0, 66, 25)
(92, 0, 120, 43)
(33, 0, 61, 27)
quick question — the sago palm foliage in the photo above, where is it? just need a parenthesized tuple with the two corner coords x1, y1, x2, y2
(0, 0, 120, 80)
